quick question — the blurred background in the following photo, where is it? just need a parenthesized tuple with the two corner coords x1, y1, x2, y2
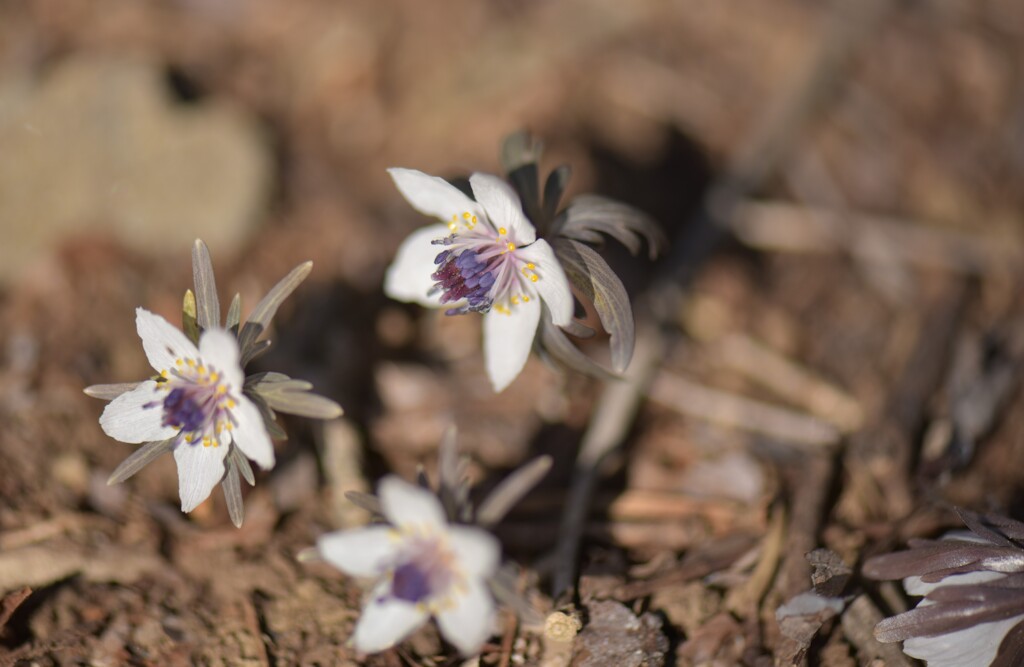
(2, 0, 1024, 664)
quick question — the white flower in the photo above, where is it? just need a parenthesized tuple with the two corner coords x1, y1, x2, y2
(898, 570, 1020, 667)
(99, 308, 274, 513)
(317, 476, 501, 655)
(384, 168, 574, 392)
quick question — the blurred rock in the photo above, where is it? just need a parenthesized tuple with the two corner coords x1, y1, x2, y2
(0, 55, 271, 283)
(571, 600, 668, 667)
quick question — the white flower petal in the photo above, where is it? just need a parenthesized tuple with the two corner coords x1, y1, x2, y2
(378, 476, 447, 530)
(903, 615, 1020, 667)
(383, 223, 451, 307)
(318, 526, 399, 577)
(198, 328, 243, 389)
(352, 584, 429, 653)
(436, 578, 496, 655)
(136, 308, 199, 373)
(448, 526, 501, 579)
(100, 381, 178, 444)
(904, 570, 1003, 597)
(469, 173, 535, 244)
(482, 296, 541, 392)
(388, 168, 483, 225)
(173, 440, 229, 512)
(518, 239, 573, 326)
(230, 395, 275, 470)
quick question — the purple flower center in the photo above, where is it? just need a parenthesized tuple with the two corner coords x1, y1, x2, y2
(426, 213, 543, 317)
(162, 387, 207, 432)
(431, 248, 497, 315)
(144, 359, 237, 448)
(392, 562, 433, 603)
(382, 535, 460, 606)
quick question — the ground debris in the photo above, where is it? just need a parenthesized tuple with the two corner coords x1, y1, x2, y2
(571, 600, 668, 667)
(0, 0, 1022, 664)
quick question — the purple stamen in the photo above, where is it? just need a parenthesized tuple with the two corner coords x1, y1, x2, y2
(430, 248, 495, 314)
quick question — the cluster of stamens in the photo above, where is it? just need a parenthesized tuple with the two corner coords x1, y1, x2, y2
(145, 357, 237, 448)
(431, 247, 496, 315)
(429, 212, 540, 316)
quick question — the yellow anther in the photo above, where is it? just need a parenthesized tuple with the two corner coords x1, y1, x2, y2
(175, 359, 183, 366)
(209, 372, 219, 382)
(511, 296, 520, 305)
(448, 222, 458, 231)
(160, 369, 168, 378)
(523, 295, 531, 302)
(530, 275, 539, 282)
(471, 215, 478, 224)
(462, 212, 471, 220)
(498, 227, 507, 235)
(184, 434, 193, 443)
(507, 242, 516, 251)
(186, 359, 195, 367)
(216, 385, 227, 395)
(527, 263, 535, 269)
(227, 399, 236, 408)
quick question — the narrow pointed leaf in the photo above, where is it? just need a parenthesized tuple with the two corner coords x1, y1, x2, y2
(501, 130, 544, 173)
(230, 445, 256, 486)
(538, 315, 618, 381)
(226, 293, 242, 334)
(561, 318, 596, 339)
(477, 455, 552, 527)
(246, 372, 291, 386)
(238, 262, 313, 362)
(958, 508, 1024, 546)
(241, 340, 273, 366)
(84, 382, 140, 401)
(437, 426, 470, 522)
(182, 289, 200, 345)
(223, 459, 244, 527)
(344, 490, 383, 517)
(261, 391, 343, 419)
(191, 239, 220, 332)
(248, 374, 342, 419)
(554, 239, 636, 372)
(543, 165, 572, 223)
(265, 419, 287, 440)
(246, 391, 288, 440)
(556, 195, 666, 260)
(107, 438, 174, 485)
(559, 227, 604, 246)
(875, 582, 1024, 642)
(438, 425, 460, 519)
(416, 465, 430, 489)
(510, 165, 542, 228)
(438, 426, 462, 493)
(501, 131, 543, 229)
